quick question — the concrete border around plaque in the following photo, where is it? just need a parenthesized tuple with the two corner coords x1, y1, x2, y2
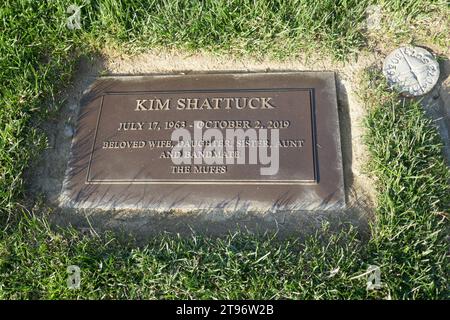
(59, 72, 345, 212)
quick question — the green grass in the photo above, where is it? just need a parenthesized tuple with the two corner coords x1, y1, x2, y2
(0, 0, 449, 299)
(361, 70, 450, 298)
(1, 218, 367, 299)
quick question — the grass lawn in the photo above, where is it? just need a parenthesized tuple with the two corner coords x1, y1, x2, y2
(0, 0, 449, 299)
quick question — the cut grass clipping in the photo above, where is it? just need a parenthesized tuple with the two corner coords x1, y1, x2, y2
(0, 0, 449, 299)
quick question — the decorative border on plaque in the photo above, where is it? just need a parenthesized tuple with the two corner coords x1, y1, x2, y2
(85, 88, 318, 185)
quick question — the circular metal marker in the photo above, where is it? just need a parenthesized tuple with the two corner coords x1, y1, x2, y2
(382, 46, 440, 96)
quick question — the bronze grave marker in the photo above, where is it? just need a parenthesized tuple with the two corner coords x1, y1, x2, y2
(60, 72, 345, 211)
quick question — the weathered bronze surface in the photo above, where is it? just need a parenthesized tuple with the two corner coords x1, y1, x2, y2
(61, 72, 345, 211)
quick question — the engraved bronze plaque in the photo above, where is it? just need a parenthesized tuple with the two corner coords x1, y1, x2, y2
(61, 72, 345, 211)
